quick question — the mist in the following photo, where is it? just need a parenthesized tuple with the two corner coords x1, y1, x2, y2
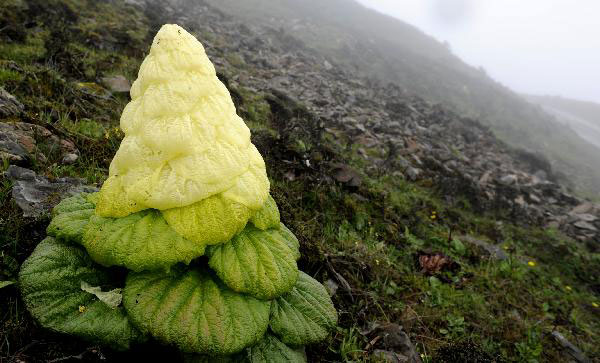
(356, 0, 600, 104)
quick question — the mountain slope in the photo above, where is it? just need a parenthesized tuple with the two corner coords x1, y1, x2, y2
(526, 95, 600, 149)
(207, 0, 600, 198)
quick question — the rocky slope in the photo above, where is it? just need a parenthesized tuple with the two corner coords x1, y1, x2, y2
(125, 0, 600, 246)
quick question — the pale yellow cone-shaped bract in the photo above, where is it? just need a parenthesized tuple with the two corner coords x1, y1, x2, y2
(95, 24, 269, 218)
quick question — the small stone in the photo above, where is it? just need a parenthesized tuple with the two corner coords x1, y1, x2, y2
(100, 75, 131, 93)
(574, 213, 598, 222)
(62, 153, 79, 164)
(405, 167, 420, 181)
(499, 174, 518, 186)
(573, 221, 597, 232)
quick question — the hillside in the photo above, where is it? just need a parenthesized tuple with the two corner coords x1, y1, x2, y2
(525, 95, 600, 149)
(1, 0, 599, 362)
(207, 0, 600, 199)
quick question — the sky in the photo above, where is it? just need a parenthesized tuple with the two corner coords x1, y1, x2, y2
(355, 0, 600, 103)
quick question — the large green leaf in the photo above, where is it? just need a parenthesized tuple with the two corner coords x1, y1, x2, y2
(18, 237, 143, 350)
(47, 193, 96, 244)
(123, 268, 271, 355)
(244, 334, 306, 363)
(269, 271, 337, 346)
(249, 195, 280, 230)
(161, 194, 252, 246)
(82, 210, 204, 272)
(185, 334, 305, 363)
(51, 193, 96, 217)
(207, 224, 299, 299)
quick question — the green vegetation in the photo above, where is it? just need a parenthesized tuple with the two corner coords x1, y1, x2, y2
(1, 1, 599, 362)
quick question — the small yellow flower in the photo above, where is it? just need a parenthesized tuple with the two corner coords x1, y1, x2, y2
(565, 285, 572, 291)
(592, 302, 599, 308)
(375, 259, 380, 265)
(78, 305, 86, 313)
(527, 261, 536, 267)
(503, 245, 509, 250)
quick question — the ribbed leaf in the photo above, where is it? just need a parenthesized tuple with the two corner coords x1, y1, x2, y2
(279, 224, 301, 261)
(270, 271, 337, 345)
(249, 195, 280, 230)
(161, 194, 252, 246)
(18, 237, 143, 350)
(123, 268, 271, 355)
(51, 193, 96, 217)
(184, 334, 305, 363)
(47, 193, 96, 243)
(82, 210, 204, 272)
(207, 224, 299, 299)
(245, 334, 306, 363)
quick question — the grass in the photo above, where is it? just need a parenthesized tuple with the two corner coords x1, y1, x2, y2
(0, 1, 599, 362)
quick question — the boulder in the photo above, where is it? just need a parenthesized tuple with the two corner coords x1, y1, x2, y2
(0, 87, 24, 117)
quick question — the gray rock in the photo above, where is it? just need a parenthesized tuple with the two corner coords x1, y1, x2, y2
(101, 75, 131, 93)
(459, 235, 509, 260)
(405, 167, 420, 181)
(570, 202, 594, 215)
(0, 87, 24, 117)
(361, 323, 422, 363)
(6, 165, 98, 218)
(551, 331, 590, 363)
(499, 174, 518, 186)
(61, 153, 79, 164)
(573, 221, 598, 232)
(574, 213, 598, 222)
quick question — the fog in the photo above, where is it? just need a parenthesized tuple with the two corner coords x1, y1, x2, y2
(356, 0, 600, 104)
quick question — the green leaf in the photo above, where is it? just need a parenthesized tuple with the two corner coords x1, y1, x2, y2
(80, 281, 122, 309)
(18, 237, 143, 350)
(207, 224, 299, 299)
(278, 224, 301, 261)
(249, 195, 280, 230)
(0, 280, 15, 289)
(270, 271, 337, 346)
(162, 194, 252, 246)
(51, 193, 96, 217)
(123, 268, 271, 355)
(244, 334, 306, 363)
(47, 193, 96, 243)
(82, 209, 204, 272)
(184, 334, 306, 363)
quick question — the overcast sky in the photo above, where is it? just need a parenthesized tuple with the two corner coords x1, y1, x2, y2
(355, 0, 600, 103)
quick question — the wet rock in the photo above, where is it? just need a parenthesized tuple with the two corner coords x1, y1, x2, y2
(5, 165, 98, 218)
(0, 87, 24, 117)
(101, 75, 131, 93)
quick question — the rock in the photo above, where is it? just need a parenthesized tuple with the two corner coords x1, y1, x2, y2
(499, 174, 518, 186)
(573, 221, 598, 232)
(331, 163, 361, 187)
(74, 82, 111, 99)
(100, 75, 131, 93)
(61, 153, 79, 164)
(0, 122, 79, 165)
(570, 202, 594, 215)
(0, 87, 24, 117)
(405, 167, 420, 181)
(551, 331, 591, 363)
(361, 323, 422, 363)
(372, 349, 415, 363)
(5, 165, 98, 218)
(574, 213, 598, 222)
(459, 235, 508, 260)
